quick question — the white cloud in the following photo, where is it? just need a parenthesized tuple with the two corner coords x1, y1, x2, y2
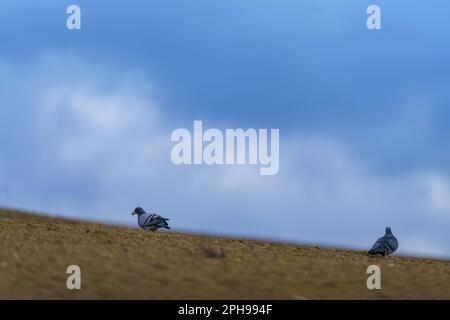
(39, 83, 160, 166)
(418, 173, 450, 214)
(400, 235, 448, 258)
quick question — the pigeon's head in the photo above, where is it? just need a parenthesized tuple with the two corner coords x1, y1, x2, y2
(385, 227, 393, 235)
(132, 207, 145, 216)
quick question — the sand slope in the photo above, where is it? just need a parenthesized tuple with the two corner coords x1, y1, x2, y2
(0, 209, 449, 299)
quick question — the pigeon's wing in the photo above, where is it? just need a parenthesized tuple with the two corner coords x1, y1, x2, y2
(142, 214, 157, 226)
(369, 235, 398, 255)
(369, 239, 388, 254)
(372, 236, 385, 248)
(384, 236, 399, 252)
(142, 214, 170, 229)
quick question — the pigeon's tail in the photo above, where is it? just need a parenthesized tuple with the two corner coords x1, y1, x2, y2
(368, 249, 385, 256)
(160, 218, 170, 229)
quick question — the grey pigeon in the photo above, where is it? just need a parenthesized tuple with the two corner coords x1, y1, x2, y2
(131, 207, 170, 232)
(368, 227, 398, 257)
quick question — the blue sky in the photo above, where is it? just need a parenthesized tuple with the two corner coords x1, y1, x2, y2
(1, 1, 450, 258)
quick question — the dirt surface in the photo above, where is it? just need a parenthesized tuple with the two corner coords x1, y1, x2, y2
(0, 208, 449, 299)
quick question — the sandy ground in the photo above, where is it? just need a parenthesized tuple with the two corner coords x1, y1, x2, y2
(0, 208, 449, 299)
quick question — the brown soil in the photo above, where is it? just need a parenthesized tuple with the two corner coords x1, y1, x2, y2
(0, 208, 449, 299)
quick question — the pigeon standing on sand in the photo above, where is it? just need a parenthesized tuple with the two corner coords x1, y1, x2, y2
(132, 207, 170, 232)
(368, 227, 398, 257)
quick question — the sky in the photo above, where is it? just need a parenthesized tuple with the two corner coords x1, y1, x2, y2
(1, 1, 450, 258)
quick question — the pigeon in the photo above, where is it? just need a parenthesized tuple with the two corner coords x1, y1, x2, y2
(131, 207, 170, 232)
(368, 227, 398, 257)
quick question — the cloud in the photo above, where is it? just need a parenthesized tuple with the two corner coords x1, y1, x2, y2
(418, 174, 450, 214)
(400, 235, 448, 258)
(1, 53, 450, 259)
